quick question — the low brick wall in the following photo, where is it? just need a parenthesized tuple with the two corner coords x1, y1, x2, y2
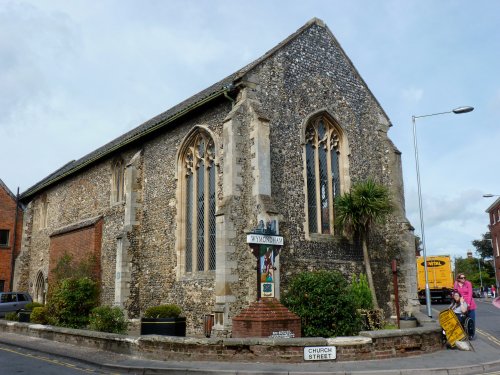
(0, 320, 442, 363)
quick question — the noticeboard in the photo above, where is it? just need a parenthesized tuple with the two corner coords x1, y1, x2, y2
(439, 309, 466, 347)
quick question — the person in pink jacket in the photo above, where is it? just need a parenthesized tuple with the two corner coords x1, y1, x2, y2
(454, 273, 476, 339)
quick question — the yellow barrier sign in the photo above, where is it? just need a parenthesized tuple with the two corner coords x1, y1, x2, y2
(439, 309, 466, 347)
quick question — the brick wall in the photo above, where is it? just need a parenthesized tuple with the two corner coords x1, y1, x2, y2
(0, 320, 443, 363)
(486, 200, 500, 288)
(48, 219, 103, 283)
(232, 298, 301, 338)
(0, 182, 23, 292)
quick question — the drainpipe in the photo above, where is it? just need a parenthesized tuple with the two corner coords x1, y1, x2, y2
(223, 84, 236, 106)
(9, 187, 20, 292)
(392, 259, 400, 328)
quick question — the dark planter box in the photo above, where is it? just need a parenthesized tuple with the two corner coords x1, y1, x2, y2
(18, 311, 31, 323)
(140, 317, 186, 336)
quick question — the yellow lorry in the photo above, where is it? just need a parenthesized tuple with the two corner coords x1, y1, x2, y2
(416, 255, 454, 304)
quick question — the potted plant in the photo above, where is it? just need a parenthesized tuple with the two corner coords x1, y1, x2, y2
(140, 304, 186, 336)
(18, 302, 44, 323)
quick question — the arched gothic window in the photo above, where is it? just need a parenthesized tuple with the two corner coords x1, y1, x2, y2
(305, 116, 342, 235)
(182, 130, 216, 273)
(111, 159, 125, 204)
(34, 271, 46, 304)
(39, 194, 49, 229)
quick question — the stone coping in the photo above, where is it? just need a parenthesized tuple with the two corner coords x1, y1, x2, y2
(50, 215, 102, 237)
(359, 324, 440, 339)
(2, 320, 440, 346)
(412, 309, 438, 326)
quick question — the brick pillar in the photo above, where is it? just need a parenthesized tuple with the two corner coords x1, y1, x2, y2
(232, 298, 301, 338)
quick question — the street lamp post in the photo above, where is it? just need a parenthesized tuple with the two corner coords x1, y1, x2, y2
(412, 106, 474, 318)
(477, 254, 484, 293)
(483, 194, 500, 289)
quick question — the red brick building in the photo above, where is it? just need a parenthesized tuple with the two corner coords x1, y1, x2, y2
(486, 198, 500, 289)
(0, 179, 23, 292)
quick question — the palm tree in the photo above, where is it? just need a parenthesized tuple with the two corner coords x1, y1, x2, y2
(335, 180, 394, 309)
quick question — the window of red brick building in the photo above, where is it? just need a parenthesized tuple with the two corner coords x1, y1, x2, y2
(0, 230, 9, 247)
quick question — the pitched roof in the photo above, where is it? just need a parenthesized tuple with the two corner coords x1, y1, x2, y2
(0, 178, 17, 202)
(485, 197, 500, 213)
(21, 17, 389, 200)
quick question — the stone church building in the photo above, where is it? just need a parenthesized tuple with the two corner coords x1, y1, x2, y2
(14, 18, 417, 336)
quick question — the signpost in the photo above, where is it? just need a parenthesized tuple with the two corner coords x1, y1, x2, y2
(246, 220, 283, 300)
(233, 220, 301, 339)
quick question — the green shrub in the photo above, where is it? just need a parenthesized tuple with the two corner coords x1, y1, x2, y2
(349, 273, 373, 310)
(48, 277, 99, 328)
(144, 304, 181, 319)
(24, 302, 44, 311)
(282, 270, 362, 337)
(31, 306, 49, 325)
(4, 312, 18, 321)
(88, 306, 128, 334)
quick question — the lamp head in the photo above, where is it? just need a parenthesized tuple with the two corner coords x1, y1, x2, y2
(483, 194, 495, 198)
(452, 106, 474, 114)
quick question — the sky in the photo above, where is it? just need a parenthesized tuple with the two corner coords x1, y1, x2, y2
(1, 0, 499, 260)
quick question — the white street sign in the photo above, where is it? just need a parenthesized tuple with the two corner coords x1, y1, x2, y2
(303, 346, 336, 361)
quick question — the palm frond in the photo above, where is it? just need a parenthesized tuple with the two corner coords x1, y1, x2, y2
(335, 179, 393, 238)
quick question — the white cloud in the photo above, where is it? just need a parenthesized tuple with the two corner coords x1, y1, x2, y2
(491, 89, 500, 109)
(401, 87, 424, 104)
(0, 2, 81, 129)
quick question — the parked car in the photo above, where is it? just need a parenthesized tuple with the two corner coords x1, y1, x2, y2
(0, 292, 33, 318)
(472, 288, 481, 298)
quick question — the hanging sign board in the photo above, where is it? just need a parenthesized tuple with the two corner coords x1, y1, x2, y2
(246, 234, 283, 246)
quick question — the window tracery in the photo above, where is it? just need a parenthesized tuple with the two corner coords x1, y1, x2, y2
(182, 131, 216, 273)
(305, 116, 342, 235)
